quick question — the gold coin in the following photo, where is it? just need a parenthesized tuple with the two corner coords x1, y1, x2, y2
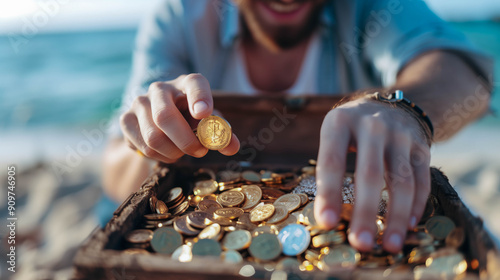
(170, 200, 189, 216)
(408, 245, 435, 264)
(156, 200, 168, 214)
(301, 201, 317, 227)
(261, 188, 285, 200)
(173, 216, 201, 236)
(222, 229, 252, 251)
(312, 230, 346, 248)
(267, 205, 289, 224)
(445, 227, 465, 248)
(248, 233, 282, 262)
(193, 180, 218, 196)
(340, 203, 353, 222)
(123, 248, 150, 255)
(221, 250, 243, 263)
(192, 238, 222, 257)
(196, 115, 232, 150)
(125, 229, 154, 244)
(273, 194, 301, 213)
(320, 244, 360, 268)
(166, 187, 183, 204)
(144, 213, 172, 220)
(405, 231, 434, 247)
(249, 204, 275, 223)
(187, 195, 202, 208)
(186, 211, 211, 229)
(425, 249, 467, 276)
(252, 225, 279, 236)
(297, 193, 309, 206)
(236, 213, 257, 231)
(241, 185, 263, 210)
(425, 215, 456, 240)
(214, 208, 244, 219)
(198, 223, 222, 240)
(217, 190, 245, 207)
(198, 199, 223, 213)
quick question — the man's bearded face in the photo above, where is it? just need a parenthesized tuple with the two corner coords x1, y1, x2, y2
(235, 0, 326, 52)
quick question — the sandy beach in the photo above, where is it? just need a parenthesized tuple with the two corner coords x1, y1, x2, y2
(0, 122, 499, 279)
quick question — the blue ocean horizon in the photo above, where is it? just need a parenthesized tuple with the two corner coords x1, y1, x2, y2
(1, 21, 499, 130)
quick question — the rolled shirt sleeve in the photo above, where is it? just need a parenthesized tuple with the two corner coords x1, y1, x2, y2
(358, 0, 494, 88)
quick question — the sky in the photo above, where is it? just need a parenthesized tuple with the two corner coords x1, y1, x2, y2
(0, 0, 500, 35)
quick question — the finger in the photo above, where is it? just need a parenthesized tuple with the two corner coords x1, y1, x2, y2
(219, 133, 240, 156)
(408, 142, 431, 229)
(120, 112, 176, 163)
(314, 109, 351, 230)
(382, 133, 414, 253)
(149, 83, 208, 158)
(178, 73, 213, 120)
(349, 116, 386, 252)
(133, 96, 184, 160)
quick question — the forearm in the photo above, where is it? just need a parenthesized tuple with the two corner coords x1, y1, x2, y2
(102, 138, 153, 202)
(392, 50, 491, 141)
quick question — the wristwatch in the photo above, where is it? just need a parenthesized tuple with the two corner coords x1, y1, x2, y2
(373, 90, 434, 138)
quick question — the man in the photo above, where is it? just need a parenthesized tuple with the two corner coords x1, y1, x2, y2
(103, 0, 493, 253)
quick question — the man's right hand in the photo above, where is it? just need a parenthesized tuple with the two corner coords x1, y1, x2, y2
(120, 74, 240, 163)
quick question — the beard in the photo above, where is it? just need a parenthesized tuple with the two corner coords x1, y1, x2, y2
(237, 0, 326, 52)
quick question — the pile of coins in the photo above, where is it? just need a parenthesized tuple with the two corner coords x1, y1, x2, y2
(122, 165, 471, 279)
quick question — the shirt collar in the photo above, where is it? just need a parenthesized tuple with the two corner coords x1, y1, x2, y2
(219, 0, 336, 48)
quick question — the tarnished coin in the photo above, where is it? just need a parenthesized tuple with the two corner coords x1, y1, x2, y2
(248, 233, 282, 261)
(150, 227, 183, 254)
(197, 115, 232, 150)
(425, 215, 456, 240)
(274, 194, 301, 213)
(217, 190, 245, 207)
(194, 180, 218, 196)
(221, 250, 243, 263)
(198, 223, 222, 240)
(241, 185, 263, 210)
(320, 245, 360, 268)
(312, 230, 346, 248)
(192, 238, 222, 257)
(174, 216, 201, 236)
(186, 211, 211, 229)
(445, 227, 465, 248)
(214, 208, 244, 219)
(249, 204, 275, 223)
(166, 187, 183, 204)
(222, 229, 252, 251)
(156, 200, 168, 214)
(267, 205, 289, 224)
(171, 244, 193, 262)
(198, 199, 222, 212)
(278, 224, 311, 256)
(125, 229, 154, 244)
(149, 196, 158, 213)
(241, 170, 261, 183)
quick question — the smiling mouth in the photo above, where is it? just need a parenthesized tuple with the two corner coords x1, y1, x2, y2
(266, 1, 304, 14)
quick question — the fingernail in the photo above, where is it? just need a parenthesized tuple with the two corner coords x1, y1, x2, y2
(193, 101, 208, 115)
(409, 216, 417, 229)
(320, 209, 338, 228)
(388, 233, 402, 248)
(349, 230, 373, 249)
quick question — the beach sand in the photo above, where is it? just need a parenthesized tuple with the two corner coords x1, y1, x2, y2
(0, 123, 499, 279)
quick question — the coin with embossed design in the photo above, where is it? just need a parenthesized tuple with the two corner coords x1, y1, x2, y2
(222, 229, 252, 251)
(217, 190, 245, 207)
(274, 194, 301, 213)
(197, 115, 232, 150)
(241, 185, 262, 210)
(250, 204, 275, 223)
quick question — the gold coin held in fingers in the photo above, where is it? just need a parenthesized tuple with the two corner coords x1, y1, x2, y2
(197, 115, 232, 150)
